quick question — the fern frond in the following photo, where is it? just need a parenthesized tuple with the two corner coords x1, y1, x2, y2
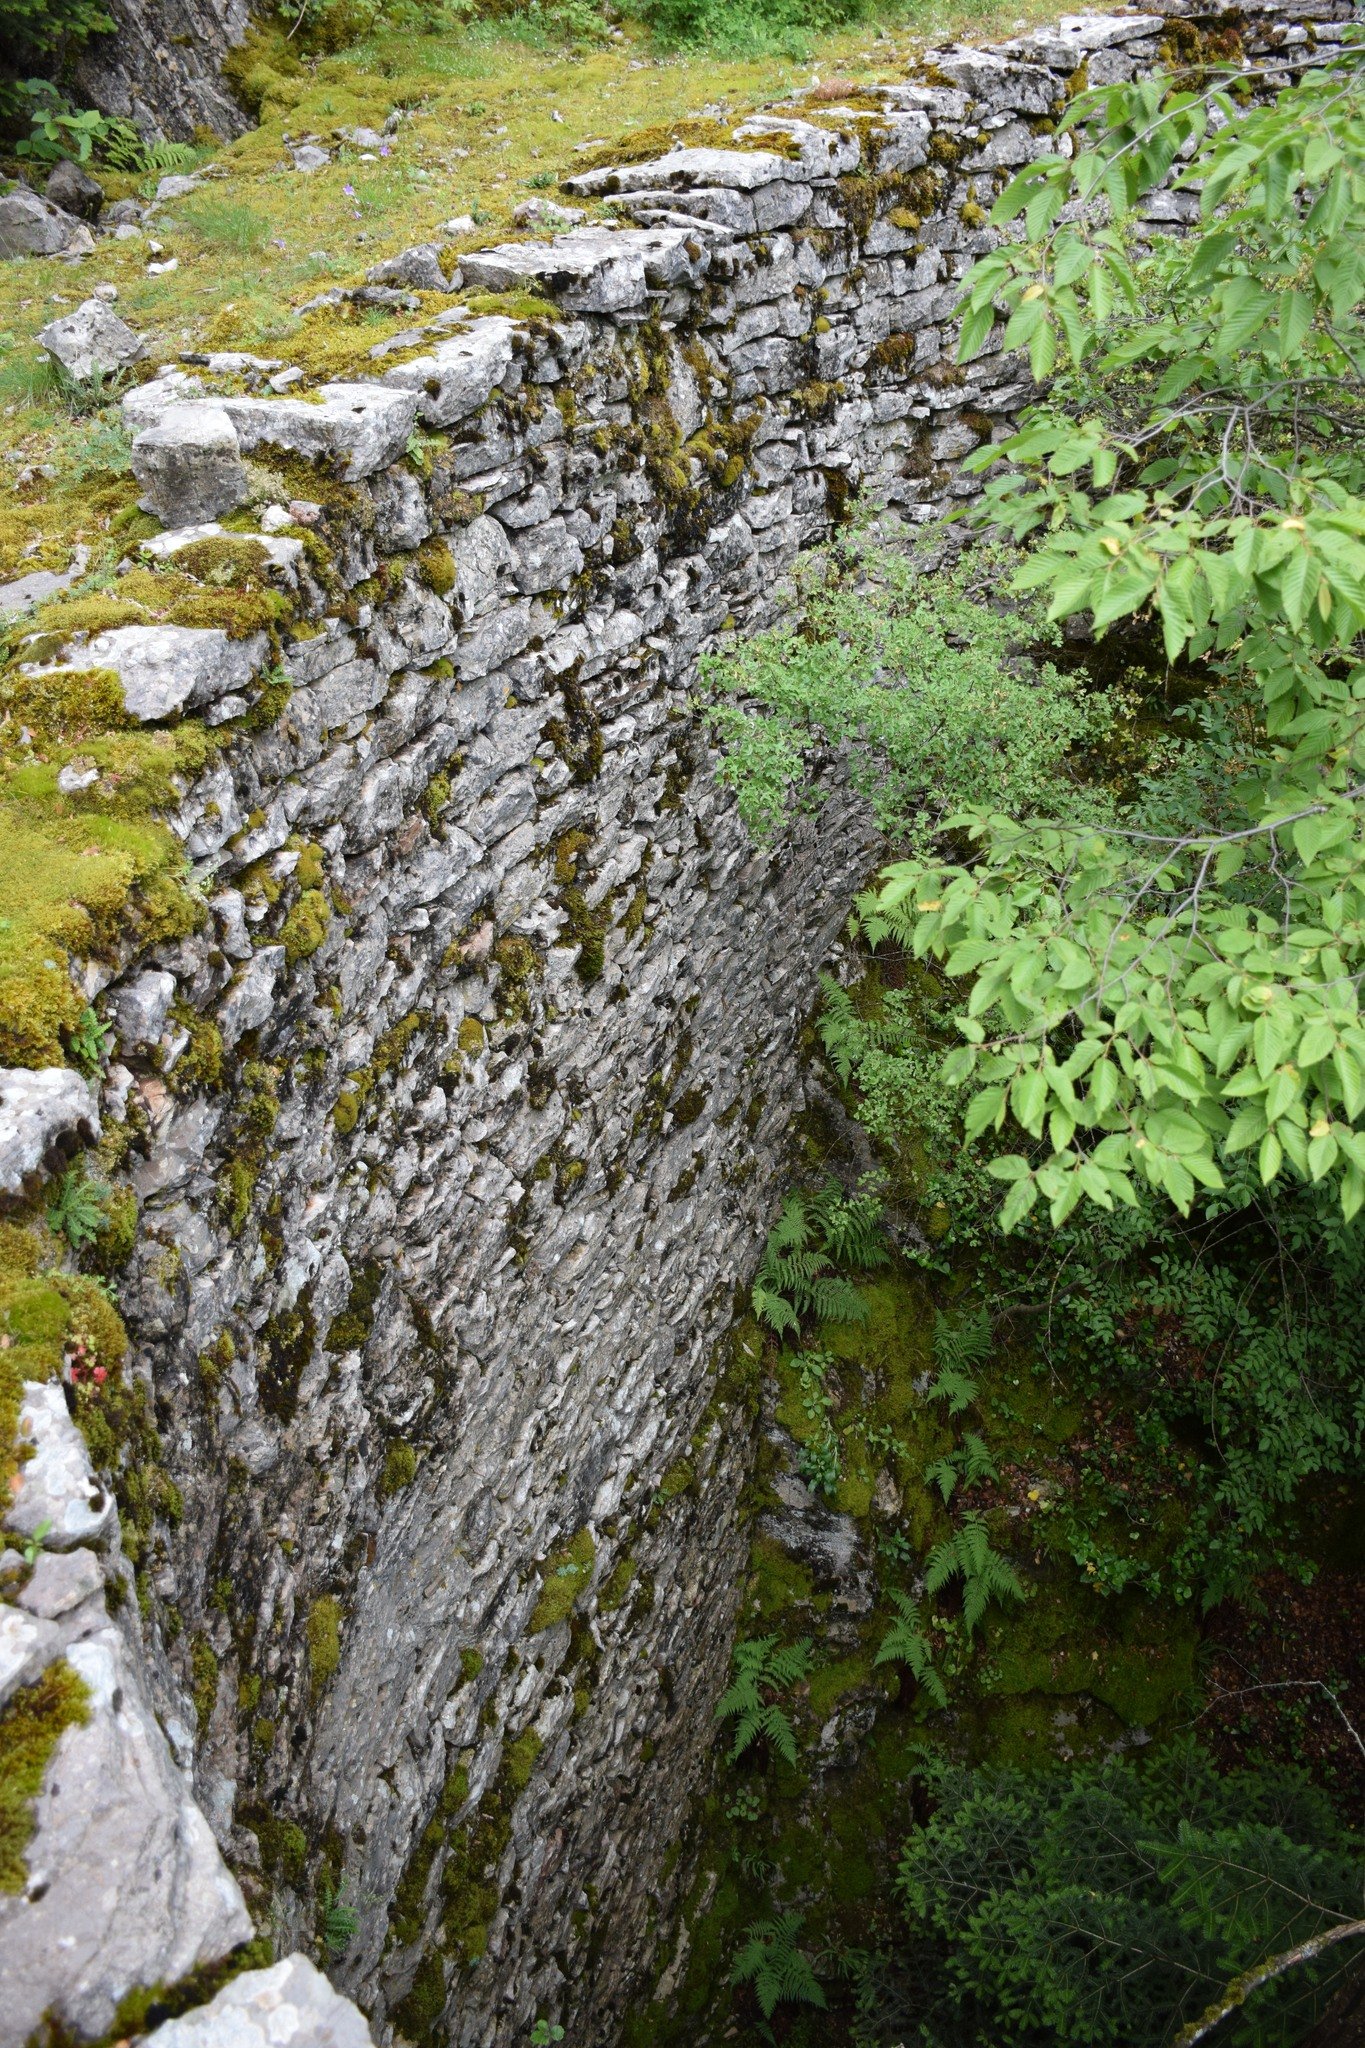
(961, 1433, 999, 1485)
(758, 1703, 799, 1767)
(928, 1364, 979, 1415)
(933, 1306, 993, 1373)
(924, 1454, 959, 1505)
(752, 1280, 798, 1336)
(924, 1536, 959, 1597)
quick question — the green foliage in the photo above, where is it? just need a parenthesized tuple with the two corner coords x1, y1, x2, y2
(923, 1513, 1025, 1636)
(705, 531, 1105, 848)
(892, 1745, 1363, 2047)
(67, 1003, 111, 1078)
(46, 1166, 108, 1251)
(321, 1880, 359, 1955)
(927, 1308, 991, 1414)
(875, 50, 1365, 1231)
(12, 78, 104, 161)
(716, 1636, 813, 1766)
(530, 2025, 565, 2046)
(873, 1590, 947, 1708)
(731, 1912, 827, 2018)
(924, 1432, 996, 1506)
(753, 1183, 886, 1336)
(789, 1348, 842, 1497)
(0, 0, 113, 107)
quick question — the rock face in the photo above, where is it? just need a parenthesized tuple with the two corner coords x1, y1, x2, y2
(45, 159, 104, 222)
(0, 1066, 100, 1198)
(70, 0, 253, 141)
(0, 188, 90, 260)
(0, 5, 1351, 2045)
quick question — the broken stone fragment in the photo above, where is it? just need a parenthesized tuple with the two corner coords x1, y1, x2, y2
(290, 142, 331, 172)
(120, 367, 206, 429)
(218, 945, 285, 1049)
(154, 171, 201, 201)
(458, 224, 705, 314)
(367, 242, 447, 291)
(109, 968, 176, 1051)
(130, 402, 249, 524)
(0, 1066, 100, 1199)
(513, 196, 586, 231)
(0, 188, 87, 259)
(6, 1382, 118, 1553)
(0, 1626, 253, 2042)
(143, 1955, 375, 2048)
(216, 381, 418, 479)
(37, 296, 145, 382)
(44, 158, 103, 222)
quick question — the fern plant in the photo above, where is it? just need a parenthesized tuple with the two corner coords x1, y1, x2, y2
(717, 1637, 812, 1766)
(926, 1307, 992, 1414)
(924, 1514, 1026, 1635)
(924, 1433, 998, 1506)
(731, 1913, 827, 2019)
(47, 1168, 108, 1252)
(874, 1590, 948, 1708)
(752, 1183, 886, 1336)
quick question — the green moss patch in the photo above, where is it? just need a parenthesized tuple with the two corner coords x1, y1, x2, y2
(529, 1526, 595, 1632)
(0, 1662, 91, 1892)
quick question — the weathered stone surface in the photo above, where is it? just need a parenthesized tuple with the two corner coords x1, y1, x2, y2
(45, 158, 104, 222)
(0, 1625, 253, 2042)
(459, 225, 703, 312)
(144, 1956, 375, 2048)
(6, 1383, 118, 1552)
(367, 243, 447, 291)
(110, 969, 177, 1051)
(70, 0, 252, 141)
(17, 1544, 104, 1620)
(379, 315, 515, 426)
(37, 298, 146, 383)
(0, 1605, 60, 1709)
(0, 188, 87, 259)
(41, 623, 269, 721)
(0, 1066, 100, 1198)
(130, 403, 250, 524)
(217, 383, 418, 479)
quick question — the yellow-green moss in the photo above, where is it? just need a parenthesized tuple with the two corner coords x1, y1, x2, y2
(529, 1526, 596, 1632)
(189, 1634, 219, 1735)
(379, 1438, 417, 1498)
(306, 1596, 343, 1691)
(0, 1662, 91, 1892)
(281, 888, 332, 965)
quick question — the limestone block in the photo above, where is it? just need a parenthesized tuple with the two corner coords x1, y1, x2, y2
(155, 172, 203, 201)
(110, 969, 177, 1051)
(218, 382, 418, 479)
(6, 1383, 117, 1552)
(0, 1627, 252, 2043)
(448, 514, 519, 622)
(0, 1605, 60, 1710)
(566, 146, 808, 199)
(0, 188, 87, 259)
(0, 1067, 100, 1198)
(17, 1544, 104, 1621)
(37, 299, 146, 383)
(120, 368, 206, 430)
(35, 623, 269, 722)
(130, 404, 249, 525)
(140, 521, 304, 584)
(45, 159, 104, 222)
(219, 947, 286, 1049)
(144, 1955, 375, 2048)
(458, 227, 705, 316)
(734, 114, 861, 178)
(367, 242, 448, 290)
(1002, 10, 1165, 65)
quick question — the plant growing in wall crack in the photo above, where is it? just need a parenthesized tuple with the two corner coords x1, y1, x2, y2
(874, 1591, 948, 1709)
(924, 1514, 1026, 1636)
(717, 1636, 813, 1766)
(731, 1912, 827, 2021)
(752, 1183, 886, 1336)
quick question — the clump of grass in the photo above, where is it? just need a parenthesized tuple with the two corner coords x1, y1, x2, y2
(182, 197, 272, 252)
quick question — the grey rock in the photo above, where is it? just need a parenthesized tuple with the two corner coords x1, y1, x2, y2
(0, 188, 86, 259)
(459, 225, 702, 315)
(103, 197, 144, 226)
(110, 968, 177, 1050)
(154, 172, 202, 201)
(566, 144, 808, 200)
(336, 124, 386, 149)
(120, 368, 205, 429)
(0, 543, 89, 621)
(367, 243, 447, 291)
(18, 1545, 104, 1621)
(6, 1382, 118, 1553)
(35, 623, 269, 722)
(219, 946, 285, 1048)
(513, 196, 586, 230)
(0, 1626, 252, 2043)
(379, 315, 515, 427)
(0, 1066, 100, 1198)
(290, 143, 331, 173)
(37, 298, 146, 383)
(130, 402, 249, 524)
(144, 1955, 375, 2048)
(217, 382, 418, 480)
(45, 159, 104, 222)
(448, 513, 518, 620)
(0, 1606, 60, 1710)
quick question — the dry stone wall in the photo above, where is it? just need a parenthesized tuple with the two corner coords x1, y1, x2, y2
(0, 2, 1352, 2043)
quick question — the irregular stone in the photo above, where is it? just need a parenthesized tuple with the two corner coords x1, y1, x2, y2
(130, 402, 249, 525)
(109, 968, 176, 1050)
(6, 1382, 118, 1553)
(120, 367, 206, 429)
(219, 946, 286, 1048)
(140, 520, 304, 582)
(45, 159, 104, 222)
(17, 1545, 104, 1621)
(0, 1606, 60, 1710)
(0, 1626, 252, 2043)
(0, 1066, 100, 1199)
(217, 382, 418, 479)
(460, 224, 706, 314)
(36, 623, 269, 722)
(447, 513, 518, 621)
(37, 297, 145, 383)
(513, 196, 586, 230)
(565, 144, 809, 199)
(290, 142, 331, 173)
(155, 172, 203, 201)
(0, 188, 86, 259)
(379, 315, 516, 427)
(144, 1955, 376, 2048)
(336, 124, 386, 149)
(367, 243, 447, 291)
(0, 543, 89, 621)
